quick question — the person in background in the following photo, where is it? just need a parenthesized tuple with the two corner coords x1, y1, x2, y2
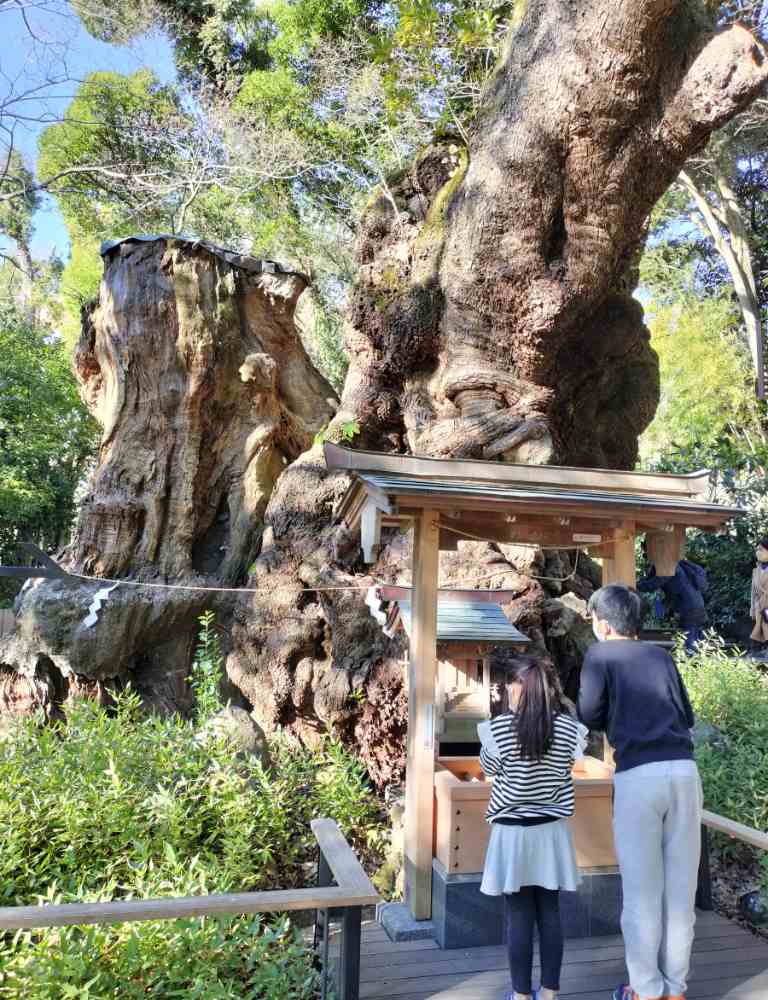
(579, 585, 700, 1000)
(478, 655, 588, 1000)
(637, 558, 709, 654)
(750, 538, 768, 648)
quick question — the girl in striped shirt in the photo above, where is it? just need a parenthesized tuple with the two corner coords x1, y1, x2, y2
(478, 655, 587, 1000)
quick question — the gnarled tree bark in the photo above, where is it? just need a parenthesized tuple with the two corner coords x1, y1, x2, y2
(0, 238, 337, 714)
(2, 5, 767, 792)
(229, 3, 768, 784)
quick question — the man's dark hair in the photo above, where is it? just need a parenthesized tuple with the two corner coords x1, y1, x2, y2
(587, 585, 642, 638)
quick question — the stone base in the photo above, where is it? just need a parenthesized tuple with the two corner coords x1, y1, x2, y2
(430, 860, 622, 950)
(377, 901, 436, 942)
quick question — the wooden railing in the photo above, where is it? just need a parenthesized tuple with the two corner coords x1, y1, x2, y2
(703, 809, 768, 853)
(0, 817, 379, 1000)
(697, 809, 768, 912)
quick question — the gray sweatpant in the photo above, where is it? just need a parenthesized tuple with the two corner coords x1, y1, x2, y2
(613, 760, 703, 999)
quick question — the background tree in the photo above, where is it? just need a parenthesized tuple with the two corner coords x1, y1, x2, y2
(0, 151, 40, 299)
(640, 295, 767, 466)
(0, 306, 98, 607)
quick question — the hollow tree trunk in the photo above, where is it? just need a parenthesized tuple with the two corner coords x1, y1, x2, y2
(0, 238, 337, 713)
(229, 3, 768, 784)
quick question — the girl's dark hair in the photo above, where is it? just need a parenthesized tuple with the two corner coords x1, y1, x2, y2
(758, 538, 768, 550)
(501, 655, 565, 761)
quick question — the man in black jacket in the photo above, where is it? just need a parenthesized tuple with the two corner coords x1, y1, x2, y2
(579, 585, 701, 1000)
(637, 560, 709, 654)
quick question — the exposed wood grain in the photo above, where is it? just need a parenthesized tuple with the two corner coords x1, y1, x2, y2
(311, 818, 380, 897)
(646, 525, 686, 577)
(396, 495, 734, 529)
(601, 522, 637, 588)
(0, 885, 379, 931)
(434, 756, 617, 873)
(404, 509, 440, 920)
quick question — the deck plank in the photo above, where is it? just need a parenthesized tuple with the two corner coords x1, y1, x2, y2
(359, 913, 768, 1000)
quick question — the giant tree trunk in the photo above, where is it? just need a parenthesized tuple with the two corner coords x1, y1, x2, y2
(229, 3, 768, 783)
(341, 5, 768, 467)
(2, 5, 767, 790)
(0, 238, 337, 713)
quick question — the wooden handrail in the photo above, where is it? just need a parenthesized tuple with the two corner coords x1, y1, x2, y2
(310, 818, 377, 896)
(702, 809, 768, 853)
(0, 819, 379, 932)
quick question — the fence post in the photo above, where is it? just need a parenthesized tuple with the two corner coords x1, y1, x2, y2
(315, 848, 334, 998)
(338, 905, 362, 1000)
(696, 824, 714, 911)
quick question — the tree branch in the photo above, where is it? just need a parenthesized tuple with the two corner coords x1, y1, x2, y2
(680, 167, 765, 397)
(659, 24, 768, 156)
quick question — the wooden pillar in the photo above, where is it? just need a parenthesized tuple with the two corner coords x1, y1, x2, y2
(360, 498, 382, 563)
(602, 522, 637, 588)
(646, 526, 685, 577)
(600, 522, 636, 770)
(404, 509, 440, 920)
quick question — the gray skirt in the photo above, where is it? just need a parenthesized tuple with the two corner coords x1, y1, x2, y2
(480, 818, 581, 895)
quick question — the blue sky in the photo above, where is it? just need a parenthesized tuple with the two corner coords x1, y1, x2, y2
(1, 5, 176, 259)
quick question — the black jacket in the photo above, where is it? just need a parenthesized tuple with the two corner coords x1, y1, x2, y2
(637, 559, 709, 628)
(578, 639, 695, 773)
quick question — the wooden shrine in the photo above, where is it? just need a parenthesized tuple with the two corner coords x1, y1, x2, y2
(325, 443, 744, 941)
(377, 586, 529, 743)
(371, 586, 616, 933)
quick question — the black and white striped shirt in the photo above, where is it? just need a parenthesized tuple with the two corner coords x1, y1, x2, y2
(478, 713, 586, 823)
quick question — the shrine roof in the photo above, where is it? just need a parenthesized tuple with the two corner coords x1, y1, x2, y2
(325, 443, 744, 531)
(396, 599, 529, 645)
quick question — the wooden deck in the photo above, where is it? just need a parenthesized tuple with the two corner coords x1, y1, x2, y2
(358, 911, 768, 999)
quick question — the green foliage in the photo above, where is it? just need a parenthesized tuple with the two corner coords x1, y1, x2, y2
(57, 239, 104, 348)
(640, 296, 761, 464)
(236, 66, 312, 127)
(0, 151, 40, 249)
(0, 307, 98, 606)
(72, 0, 157, 44)
(37, 70, 183, 238)
(0, 693, 383, 904)
(679, 638, 768, 836)
(0, 684, 384, 996)
(190, 611, 225, 722)
(306, 302, 349, 392)
(314, 417, 360, 446)
(1, 914, 319, 999)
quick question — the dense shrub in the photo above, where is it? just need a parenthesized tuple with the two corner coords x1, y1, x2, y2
(679, 638, 768, 835)
(1, 914, 319, 999)
(0, 623, 385, 998)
